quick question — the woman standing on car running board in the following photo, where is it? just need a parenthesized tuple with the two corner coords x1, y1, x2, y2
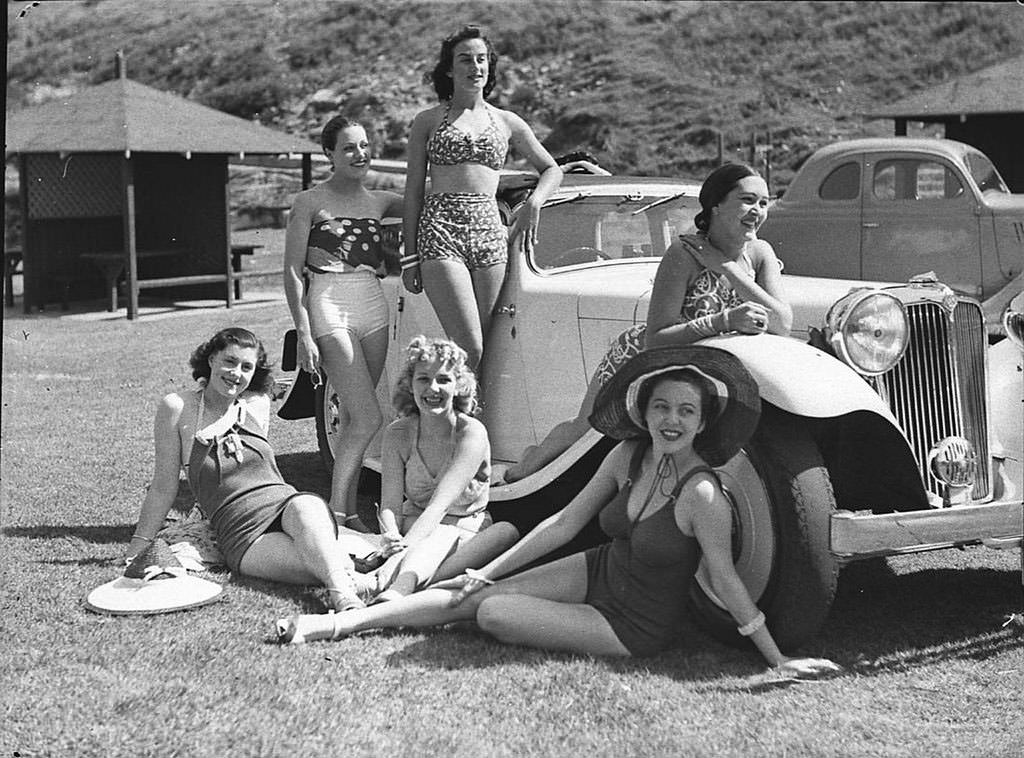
(283, 116, 403, 532)
(400, 25, 562, 374)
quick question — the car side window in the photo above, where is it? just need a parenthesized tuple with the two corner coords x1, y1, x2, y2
(819, 162, 860, 200)
(873, 159, 964, 201)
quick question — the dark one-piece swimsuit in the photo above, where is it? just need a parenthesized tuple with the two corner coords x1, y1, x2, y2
(584, 442, 713, 657)
(187, 403, 330, 573)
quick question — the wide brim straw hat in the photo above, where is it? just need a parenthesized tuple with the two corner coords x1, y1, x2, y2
(84, 539, 224, 616)
(588, 345, 761, 467)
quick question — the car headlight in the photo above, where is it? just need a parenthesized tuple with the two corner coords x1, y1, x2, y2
(1002, 289, 1024, 352)
(827, 290, 909, 375)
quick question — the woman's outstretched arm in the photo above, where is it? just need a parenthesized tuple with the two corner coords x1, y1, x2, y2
(127, 394, 187, 559)
(282, 192, 319, 373)
(690, 477, 841, 677)
(401, 112, 431, 293)
(400, 416, 490, 545)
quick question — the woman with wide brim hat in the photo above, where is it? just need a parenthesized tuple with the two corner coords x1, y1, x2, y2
(275, 346, 841, 678)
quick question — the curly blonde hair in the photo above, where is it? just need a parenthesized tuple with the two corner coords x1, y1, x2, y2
(392, 336, 478, 416)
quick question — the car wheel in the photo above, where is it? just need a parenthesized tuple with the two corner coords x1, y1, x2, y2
(689, 409, 839, 651)
(314, 380, 339, 471)
(314, 377, 382, 496)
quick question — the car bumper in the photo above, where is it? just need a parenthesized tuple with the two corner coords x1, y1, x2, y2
(831, 499, 1023, 560)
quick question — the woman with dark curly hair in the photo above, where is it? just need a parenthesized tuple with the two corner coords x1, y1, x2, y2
(401, 25, 562, 371)
(359, 336, 518, 604)
(126, 327, 364, 611)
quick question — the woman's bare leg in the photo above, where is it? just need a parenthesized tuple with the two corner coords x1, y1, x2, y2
(278, 551, 625, 657)
(431, 521, 520, 582)
(421, 259, 484, 370)
(317, 328, 386, 528)
(240, 495, 361, 609)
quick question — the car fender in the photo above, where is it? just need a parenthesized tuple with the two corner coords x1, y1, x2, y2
(697, 333, 901, 427)
(989, 336, 1023, 495)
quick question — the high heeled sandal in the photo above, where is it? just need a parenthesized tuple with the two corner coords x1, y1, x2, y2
(325, 586, 366, 613)
(276, 613, 349, 645)
(341, 513, 374, 534)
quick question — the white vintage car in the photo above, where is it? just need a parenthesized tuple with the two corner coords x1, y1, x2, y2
(283, 173, 1024, 649)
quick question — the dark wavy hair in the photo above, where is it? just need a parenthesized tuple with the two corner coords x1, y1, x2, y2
(694, 162, 760, 232)
(392, 336, 478, 416)
(321, 115, 364, 152)
(429, 25, 498, 101)
(189, 327, 274, 396)
(635, 368, 719, 443)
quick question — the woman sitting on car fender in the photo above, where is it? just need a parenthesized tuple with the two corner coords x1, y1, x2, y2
(503, 163, 790, 483)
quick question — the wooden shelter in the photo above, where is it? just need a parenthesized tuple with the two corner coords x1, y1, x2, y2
(5, 59, 322, 318)
(865, 55, 1024, 192)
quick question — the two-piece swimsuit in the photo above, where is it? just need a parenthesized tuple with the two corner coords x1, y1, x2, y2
(418, 102, 510, 270)
(397, 415, 492, 542)
(304, 210, 389, 340)
(584, 440, 713, 657)
(592, 233, 751, 389)
(186, 393, 333, 573)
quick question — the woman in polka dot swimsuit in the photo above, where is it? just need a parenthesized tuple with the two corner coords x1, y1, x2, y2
(284, 116, 404, 532)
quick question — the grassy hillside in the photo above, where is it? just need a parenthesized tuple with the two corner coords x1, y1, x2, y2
(6, 0, 1024, 186)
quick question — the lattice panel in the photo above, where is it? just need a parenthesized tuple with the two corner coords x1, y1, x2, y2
(26, 154, 121, 219)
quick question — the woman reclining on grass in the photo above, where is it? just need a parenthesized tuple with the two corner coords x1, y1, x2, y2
(276, 344, 840, 679)
(127, 327, 366, 611)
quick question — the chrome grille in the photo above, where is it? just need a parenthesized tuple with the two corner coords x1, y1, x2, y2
(872, 300, 989, 501)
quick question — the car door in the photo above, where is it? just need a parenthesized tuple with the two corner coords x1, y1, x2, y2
(861, 153, 982, 296)
(760, 156, 864, 281)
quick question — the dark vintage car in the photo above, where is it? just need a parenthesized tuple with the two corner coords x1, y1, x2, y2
(757, 138, 1024, 332)
(283, 172, 1024, 649)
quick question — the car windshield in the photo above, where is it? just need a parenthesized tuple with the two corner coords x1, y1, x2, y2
(531, 193, 699, 271)
(965, 152, 1009, 194)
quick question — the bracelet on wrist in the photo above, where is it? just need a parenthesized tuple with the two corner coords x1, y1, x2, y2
(131, 533, 155, 544)
(738, 610, 766, 637)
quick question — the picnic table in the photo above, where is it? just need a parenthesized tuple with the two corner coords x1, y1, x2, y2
(81, 248, 183, 312)
(231, 242, 265, 300)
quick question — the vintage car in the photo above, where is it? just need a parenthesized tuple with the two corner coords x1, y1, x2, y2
(282, 172, 1024, 650)
(757, 138, 1024, 332)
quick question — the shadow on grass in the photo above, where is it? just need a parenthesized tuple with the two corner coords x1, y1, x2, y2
(344, 559, 1023, 687)
(826, 559, 1023, 677)
(3, 523, 134, 543)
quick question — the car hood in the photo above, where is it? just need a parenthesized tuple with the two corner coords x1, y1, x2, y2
(572, 261, 660, 321)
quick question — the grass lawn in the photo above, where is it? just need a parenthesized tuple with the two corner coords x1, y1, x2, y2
(2, 291, 1022, 757)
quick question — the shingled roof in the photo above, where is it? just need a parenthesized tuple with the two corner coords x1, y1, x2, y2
(865, 54, 1024, 120)
(5, 77, 322, 155)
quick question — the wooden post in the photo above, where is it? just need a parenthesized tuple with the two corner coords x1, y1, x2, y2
(764, 129, 772, 194)
(749, 132, 756, 165)
(224, 157, 234, 309)
(18, 155, 33, 313)
(302, 153, 312, 190)
(121, 155, 138, 320)
(716, 132, 724, 166)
